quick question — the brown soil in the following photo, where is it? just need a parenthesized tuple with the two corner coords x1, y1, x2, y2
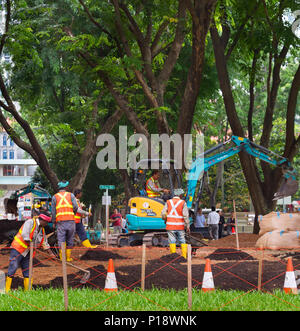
(0, 233, 298, 292)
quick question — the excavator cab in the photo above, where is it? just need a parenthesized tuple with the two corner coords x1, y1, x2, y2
(131, 159, 182, 200)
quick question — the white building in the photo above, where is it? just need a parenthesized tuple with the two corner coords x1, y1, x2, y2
(0, 131, 37, 190)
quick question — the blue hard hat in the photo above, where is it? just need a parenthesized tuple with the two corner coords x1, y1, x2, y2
(58, 181, 69, 189)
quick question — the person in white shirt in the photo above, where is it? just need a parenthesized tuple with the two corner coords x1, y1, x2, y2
(207, 206, 220, 240)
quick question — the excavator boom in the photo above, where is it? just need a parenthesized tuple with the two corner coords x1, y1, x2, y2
(186, 136, 298, 208)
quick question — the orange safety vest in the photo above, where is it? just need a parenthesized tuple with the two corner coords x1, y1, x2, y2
(166, 198, 186, 231)
(11, 218, 45, 255)
(54, 191, 75, 222)
(74, 199, 82, 224)
(146, 176, 160, 198)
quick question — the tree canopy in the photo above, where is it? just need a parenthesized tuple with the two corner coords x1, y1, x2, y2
(0, 0, 299, 232)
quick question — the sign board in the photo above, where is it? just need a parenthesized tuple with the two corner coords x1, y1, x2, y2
(276, 196, 291, 205)
(99, 185, 115, 190)
(102, 195, 111, 205)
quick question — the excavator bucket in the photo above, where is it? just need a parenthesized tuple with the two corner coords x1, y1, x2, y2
(273, 177, 299, 200)
(4, 199, 18, 217)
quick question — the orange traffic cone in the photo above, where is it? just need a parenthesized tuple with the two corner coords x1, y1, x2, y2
(202, 259, 215, 292)
(231, 226, 236, 234)
(283, 257, 298, 294)
(104, 259, 118, 292)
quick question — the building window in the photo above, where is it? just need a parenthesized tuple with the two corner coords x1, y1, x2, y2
(3, 165, 24, 176)
(9, 139, 14, 147)
(3, 165, 13, 176)
(9, 150, 14, 159)
(3, 134, 7, 146)
(3, 150, 7, 159)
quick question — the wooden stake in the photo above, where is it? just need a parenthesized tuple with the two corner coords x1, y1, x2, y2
(28, 241, 34, 290)
(61, 242, 68, 311)
(0, 270, 5, 294)
(141, 244, 146, 291)
(233, 200, 240, 250)
(258, 249, 263, 291)
(187, 244, 192, 310)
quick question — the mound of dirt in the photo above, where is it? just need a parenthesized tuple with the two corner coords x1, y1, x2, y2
(80, 248, 126, 261)
(205, 248, 255, 261)
(207, 233, 259, 248)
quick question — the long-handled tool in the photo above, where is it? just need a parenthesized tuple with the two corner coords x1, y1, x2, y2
(46, 232, 90, 283)
(55, 256, 90, 284)
(186, 233, 208, 256)
(66, 261, 91, 284)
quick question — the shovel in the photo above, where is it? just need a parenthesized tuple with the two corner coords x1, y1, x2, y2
(55, 257, 90, 284)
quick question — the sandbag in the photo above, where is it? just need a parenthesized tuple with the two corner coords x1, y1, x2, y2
(258, 212, 300, 236)
(255, 230, 300, 250)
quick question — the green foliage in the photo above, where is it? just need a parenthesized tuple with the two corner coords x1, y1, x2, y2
(1, 0, 299, 209)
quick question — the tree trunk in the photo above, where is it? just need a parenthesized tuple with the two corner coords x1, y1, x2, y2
(177, 0, 216, 138)
(210, 23, 269, 233)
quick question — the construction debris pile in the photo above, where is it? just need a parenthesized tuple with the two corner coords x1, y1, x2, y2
(255, 212, 300, 250)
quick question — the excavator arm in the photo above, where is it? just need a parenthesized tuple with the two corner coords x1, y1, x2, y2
(185, 136, 298, 209)
(10, 183, 51, 200)
(5, 183, 52, 218)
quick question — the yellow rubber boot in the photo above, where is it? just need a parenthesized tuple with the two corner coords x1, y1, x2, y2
(169, 243, 176, 254)
(23, 278, 32, 291)
(66, 249, 73, 262)
(5, 277, 12, 293)
(181, 243, 188, 259)
(82, 239, 97, 249)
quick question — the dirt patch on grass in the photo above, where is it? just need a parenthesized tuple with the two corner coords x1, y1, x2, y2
(0, 234, 296, 292)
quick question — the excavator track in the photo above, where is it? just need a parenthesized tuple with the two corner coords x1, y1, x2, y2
(107, 231, 208, 252)
(142, 232, 169, 247)
(107, 232, 169, 247)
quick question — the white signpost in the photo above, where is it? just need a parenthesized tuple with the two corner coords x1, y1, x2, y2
(99, 185, 115, 247)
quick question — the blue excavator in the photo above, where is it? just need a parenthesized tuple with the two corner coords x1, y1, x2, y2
(4, 183, 52, 220)
(108, 136, 298, 247)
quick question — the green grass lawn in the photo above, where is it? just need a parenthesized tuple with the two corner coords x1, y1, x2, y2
(1, 288, 300, 311)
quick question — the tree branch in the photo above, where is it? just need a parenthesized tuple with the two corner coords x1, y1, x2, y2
(157, 0, 186, 92)
(78, 0, 113, 38)
(0, 0, 11, 56)
(284, 63, 300, 160)
(225, 1, 260, 61)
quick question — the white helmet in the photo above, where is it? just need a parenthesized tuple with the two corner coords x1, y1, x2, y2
(174, 188, 184, 196)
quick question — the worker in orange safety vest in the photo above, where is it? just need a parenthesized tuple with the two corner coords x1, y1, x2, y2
(51, 180, 78, 262)
(6, 211, 54, 292)
(74, 189, 97, 248)
(161, 188, 190, 258)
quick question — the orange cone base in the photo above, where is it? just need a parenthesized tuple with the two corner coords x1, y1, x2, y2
(202, 288, 215, 292)
(104, 288, 118, 293)
(284, 288, 298, 294)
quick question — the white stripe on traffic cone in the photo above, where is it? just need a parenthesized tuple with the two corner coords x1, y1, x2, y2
(283, 257, 298, 294)
(104, 259, 118, 292)
(202, 259, 215, 292)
